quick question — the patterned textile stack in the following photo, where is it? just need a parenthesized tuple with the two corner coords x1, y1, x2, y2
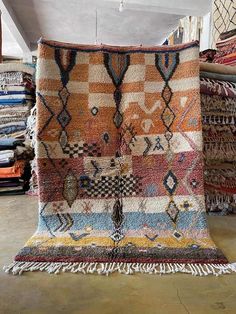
(0, 63, 35, 195)
(214, 29, 236, 66)
(200, 62, 236, 214)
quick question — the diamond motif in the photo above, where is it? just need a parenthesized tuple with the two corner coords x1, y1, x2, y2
(58, 86, 70, 104)
(110, 231, 125, 242)
(163, 170, 178, 195)
(161, 84, 173, 104)
(59, 130, 68, 149)
(172, 230, 183, 240)
(91, 106, 98, 116)
(57, 109, 71, 128)
(164, 131, 173, 143)
(113, 110, 123, 128)
(161, 107, 175, 128)
(166, 200, 179, 223)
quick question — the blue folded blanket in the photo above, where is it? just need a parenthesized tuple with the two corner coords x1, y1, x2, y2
(0, 99, 33, 105)
(0, 98, 32, 104)
(0, 91, 32, 96)
(0, 137, 24, 150)
(0, 124, 26, 135)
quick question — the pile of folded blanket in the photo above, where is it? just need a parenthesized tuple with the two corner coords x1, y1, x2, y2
(214, 29, 236, 66)
(200, 62, 236, 214)
(0, 63, 35, 195)
(0, 138, 31, 195)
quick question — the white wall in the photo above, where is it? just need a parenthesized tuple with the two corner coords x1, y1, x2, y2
(200, 12, 212, 51)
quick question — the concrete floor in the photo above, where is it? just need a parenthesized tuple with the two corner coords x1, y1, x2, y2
(0, 195, 236, 314)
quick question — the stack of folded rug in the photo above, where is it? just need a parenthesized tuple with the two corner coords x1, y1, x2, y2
(0, 63, 35, 195)
(0, 63, 35, 138)
(200, 62, 236, 214)
(214, 29, 236, 66)
(0, 138, 31, 195)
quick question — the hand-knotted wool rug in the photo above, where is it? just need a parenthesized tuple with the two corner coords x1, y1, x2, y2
(5, 39, 236, 275)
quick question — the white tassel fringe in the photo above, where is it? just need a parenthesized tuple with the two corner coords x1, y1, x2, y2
(3, 261, 236, 276)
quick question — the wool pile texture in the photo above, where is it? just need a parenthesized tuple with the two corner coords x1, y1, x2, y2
(200, 63, 236, 215)
(5, 39, 236, 276)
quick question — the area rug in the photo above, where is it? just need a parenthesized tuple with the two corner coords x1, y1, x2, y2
(5, 39, 236, 276)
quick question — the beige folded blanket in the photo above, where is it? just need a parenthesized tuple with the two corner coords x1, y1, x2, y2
(200, 62, 236, 75)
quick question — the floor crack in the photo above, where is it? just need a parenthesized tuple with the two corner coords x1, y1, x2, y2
(176, 288, 190, 314)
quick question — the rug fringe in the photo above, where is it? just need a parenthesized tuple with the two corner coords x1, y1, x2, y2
(3, 261, 236, 276)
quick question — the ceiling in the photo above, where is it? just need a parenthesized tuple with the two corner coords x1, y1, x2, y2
(1, 0, 212, 59)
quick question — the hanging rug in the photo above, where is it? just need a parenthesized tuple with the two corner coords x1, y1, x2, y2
(5, 39, 236, 276)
